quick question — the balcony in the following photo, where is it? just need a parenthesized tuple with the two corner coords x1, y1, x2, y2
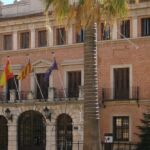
(0, 86, 84, 103)
(102, 87, 139, 102)
(101, 142, 137, 150)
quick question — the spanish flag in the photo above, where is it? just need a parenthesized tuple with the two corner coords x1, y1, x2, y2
(17, 61, 32, 80)
(0, 60, 14, 87)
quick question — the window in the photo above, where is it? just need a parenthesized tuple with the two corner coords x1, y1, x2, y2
(76, 28, 84, 43)
(101, 23, 110, 40)
(120, 20, 130, 38)
(38, 30, 47, 47)
(127, 0, 135, 4)
(141, 18, 150, 36)
(7, 75, 19, 101)
(113, 116, 129, 141)
(36, 73, 49, 99)
(113, 68, 129, 100)
(139, 0, 150, 2)
(3, 34, 12, 50)
(67, 71, 81, 98)
(56, 27, 66, 45)
(20, 32, 30, 49)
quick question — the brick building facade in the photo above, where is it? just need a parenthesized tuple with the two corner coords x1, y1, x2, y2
(0, 0, 149, 150)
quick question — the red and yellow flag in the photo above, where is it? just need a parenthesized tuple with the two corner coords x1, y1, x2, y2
(0, 59, 14, 87)
(17, 61, 32, 80)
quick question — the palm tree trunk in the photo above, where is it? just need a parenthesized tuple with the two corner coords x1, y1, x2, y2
(83, 23, 101, 150)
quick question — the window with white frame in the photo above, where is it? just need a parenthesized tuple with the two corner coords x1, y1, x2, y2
(67, 71, 81, 98)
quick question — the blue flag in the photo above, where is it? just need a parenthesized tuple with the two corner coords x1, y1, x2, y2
(44, 58, 58, 81)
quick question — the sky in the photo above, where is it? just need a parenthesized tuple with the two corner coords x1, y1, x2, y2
(2, 0, 14, 4)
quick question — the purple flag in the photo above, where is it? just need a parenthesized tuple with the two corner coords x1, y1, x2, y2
(44, 59, 58, 81)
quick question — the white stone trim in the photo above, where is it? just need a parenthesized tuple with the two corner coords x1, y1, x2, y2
(68, 25, 73, 44)
(61, 59, 83, 66)
(30, 28, 35, 48)
(64, 67, 84, 89)
(132, 16, 138, 38)
(110, 64, 132, 99)
(112, 19, 118, 40)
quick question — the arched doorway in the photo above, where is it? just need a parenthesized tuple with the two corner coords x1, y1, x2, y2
(0, 116, 8, 150)
(18, 110, 46, 150)
(57, 114, 73, 150)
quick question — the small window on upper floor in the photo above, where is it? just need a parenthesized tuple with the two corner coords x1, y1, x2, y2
(76, 28, 84, 43)
(56, 27, 66, 45)
(139, 0, 150, 2)
(141, 18, 150, 36)
(20, 32, 30, 49)
(127, 0, 135, 4)
(3, 34, 12, 50)
(120, 20, 130, 38)
(101, 23, 110, 40)
(38, 30, 47, 47)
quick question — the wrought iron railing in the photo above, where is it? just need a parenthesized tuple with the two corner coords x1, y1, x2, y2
(54, 88, 80, 100)
(102, 142, 137, 150)
(0, 87, 82, 103)
(102, 87, 139, 101)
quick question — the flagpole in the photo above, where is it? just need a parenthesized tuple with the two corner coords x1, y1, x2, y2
(51, 52, 67, 98)
(33, 71, 45, 100)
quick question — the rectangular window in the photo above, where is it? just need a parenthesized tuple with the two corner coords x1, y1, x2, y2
(38, 30, 47, 47)
(67, 71, 81, 98)
(139, 0, 150, 2)
(4, 34, 12, 50)
(36, 73, 49, 99)
(141, 18, 150, 36)
(113, 68, 129, 100)
(120, 20, 130, 38)
(7, 75, 19, 100)
(56, 28, 66, 45)
(20, 32, 30, 49)
(113, 116, 129, 141)
(128, 0, 135, 4)
(56, 27, 66, 45)
(101, 23, 110, 40)
(76, 28, 84, 43)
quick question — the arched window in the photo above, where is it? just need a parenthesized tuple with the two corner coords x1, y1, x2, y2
(0, 116, 8, 150)
(18, 111, 46, 150)
(57, 114, 73, 150)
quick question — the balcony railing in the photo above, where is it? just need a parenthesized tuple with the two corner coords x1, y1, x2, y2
(102, 87, 139, 101)
(102, 142, 137, 150)
(0, 86, 84, 103)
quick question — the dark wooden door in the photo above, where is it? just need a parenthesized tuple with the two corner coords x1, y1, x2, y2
(68, 71, 81, 98)
(36, 73, 49, 99)
(7, 75, 19, 100)
(0, 116, 8, 150)
(114, 68, 129, 99)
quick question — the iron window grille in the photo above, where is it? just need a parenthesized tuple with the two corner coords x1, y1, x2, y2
(113, 116, 129, 141)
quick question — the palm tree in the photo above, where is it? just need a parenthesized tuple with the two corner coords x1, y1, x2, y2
(44, 0, 128, 150)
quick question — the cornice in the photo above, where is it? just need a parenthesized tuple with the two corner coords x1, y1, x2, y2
(0, 37, 149, 57)
(0, 43, 84, 57)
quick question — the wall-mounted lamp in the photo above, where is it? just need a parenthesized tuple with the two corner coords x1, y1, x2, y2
(43, 107, 52, 121)
(5, 108, 13, 121)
